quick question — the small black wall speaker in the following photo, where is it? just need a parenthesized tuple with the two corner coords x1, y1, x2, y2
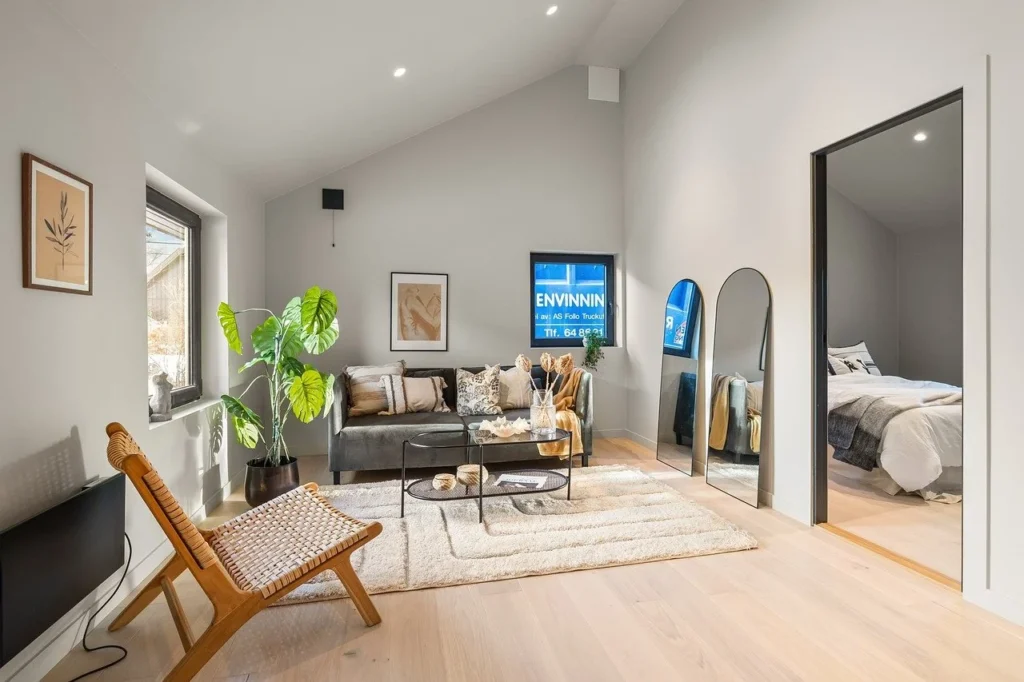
(322, 188, 345, 210)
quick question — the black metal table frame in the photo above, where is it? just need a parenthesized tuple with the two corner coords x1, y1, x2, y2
(400, 429, 574, 523)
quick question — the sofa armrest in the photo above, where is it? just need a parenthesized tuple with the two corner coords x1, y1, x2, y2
(574, 370, 594, 432)
(329, 374, 347, 435)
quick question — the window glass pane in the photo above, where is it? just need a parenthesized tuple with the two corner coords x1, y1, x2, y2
(532, 258, 609, 343)
(664, 280, 697, 356)
(146, 209, 191, 390)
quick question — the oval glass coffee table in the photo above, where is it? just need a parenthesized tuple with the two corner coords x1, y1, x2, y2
(401, 428, 574, 522)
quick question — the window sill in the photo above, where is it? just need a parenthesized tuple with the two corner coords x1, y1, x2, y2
(149, 397, 221, 430)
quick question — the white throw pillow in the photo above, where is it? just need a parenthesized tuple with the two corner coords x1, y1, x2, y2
(828, 342, 881, 376)
(487, 365, 533, 410)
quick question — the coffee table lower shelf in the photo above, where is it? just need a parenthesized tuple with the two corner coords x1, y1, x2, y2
(401, 468, 572, 522)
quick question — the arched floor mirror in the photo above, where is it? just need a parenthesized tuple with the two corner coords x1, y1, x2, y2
(656, 279, 704, 476)
(707, 268, 771, 507)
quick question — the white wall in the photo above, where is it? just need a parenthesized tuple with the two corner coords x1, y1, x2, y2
(0, 2, 265, 679)
(826, 186, 900, 375)
(624, 0, 1022, 624)
(898, 226, 964, 385)
(266, 66, 625, 456)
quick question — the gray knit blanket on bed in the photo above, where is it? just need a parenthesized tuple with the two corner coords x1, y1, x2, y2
(828, 393, 961, 471)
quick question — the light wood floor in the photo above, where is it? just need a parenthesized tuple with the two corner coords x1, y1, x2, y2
(827, 457, 962, 582)
(45, 439, 1022, 682)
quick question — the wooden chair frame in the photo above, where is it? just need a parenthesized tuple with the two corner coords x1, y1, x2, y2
(105, 423, 382, 681)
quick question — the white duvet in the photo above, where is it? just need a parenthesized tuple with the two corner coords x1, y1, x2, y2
(827, 374, 962, 493)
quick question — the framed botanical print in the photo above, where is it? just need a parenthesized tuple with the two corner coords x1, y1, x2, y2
(22, 153, 93, 295)
(390, 272, 449, 351)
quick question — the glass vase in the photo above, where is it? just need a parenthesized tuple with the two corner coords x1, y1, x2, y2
(531, 389, 557, 437)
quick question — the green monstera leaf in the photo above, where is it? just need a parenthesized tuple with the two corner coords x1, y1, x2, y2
(303, 318, 339, 355)
(321, 372, 336, 418)
(251, 315, 303, 361)
(279, 356, 305, 379)
(288, 369, 325, 423)
(300, 286, 338, 334)
(231, 415, 260, 448)
(218, 303, 242, 354)
(221, 395, 263, 429)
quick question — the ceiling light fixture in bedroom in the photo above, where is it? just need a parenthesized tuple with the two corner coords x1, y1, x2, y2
(547, 5, 559, 16)
(393, 67, 407, 78)
(913, 131, 928, 142)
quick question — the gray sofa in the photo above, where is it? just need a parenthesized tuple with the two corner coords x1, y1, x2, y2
(328, 366, 593, 483)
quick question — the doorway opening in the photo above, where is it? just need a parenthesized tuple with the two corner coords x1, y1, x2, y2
(812, 90, 964, 589)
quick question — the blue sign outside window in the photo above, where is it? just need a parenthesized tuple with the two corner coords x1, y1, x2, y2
(531, 256, 612, 345)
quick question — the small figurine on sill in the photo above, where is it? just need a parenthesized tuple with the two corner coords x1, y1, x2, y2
(149, 372, 173, 422)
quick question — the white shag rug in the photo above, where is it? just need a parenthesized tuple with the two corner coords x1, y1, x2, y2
(275, 465, 757, 606)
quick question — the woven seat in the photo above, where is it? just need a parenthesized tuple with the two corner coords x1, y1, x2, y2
(210, 486, 370, 598)
(103, 422, 382, 682)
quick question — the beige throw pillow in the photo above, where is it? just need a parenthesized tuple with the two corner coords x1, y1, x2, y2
(456, 367, 503, 416)
(379, 375, 451, 415)
(345, 361, 405, 417)
(487, 364, 533, 410)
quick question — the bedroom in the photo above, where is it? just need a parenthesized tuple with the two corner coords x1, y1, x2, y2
(818, 97, 963, 585)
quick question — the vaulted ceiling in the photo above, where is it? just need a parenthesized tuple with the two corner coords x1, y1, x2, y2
(48, 0, 683, 199)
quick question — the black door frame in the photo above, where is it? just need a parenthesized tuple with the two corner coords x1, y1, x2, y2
(811, 89, 964, 524)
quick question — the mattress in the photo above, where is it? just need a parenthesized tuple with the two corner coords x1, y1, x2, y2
(827, 374, 962, 493)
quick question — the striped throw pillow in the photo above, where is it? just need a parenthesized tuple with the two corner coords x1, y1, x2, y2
(345, 361, 406, 417)
(379, 375, 451, 415)
(828, 342, 881, 376)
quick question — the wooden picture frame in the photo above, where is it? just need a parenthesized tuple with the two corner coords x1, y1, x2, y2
(390, 272, 449, 352)
(22, 153, 93, 295)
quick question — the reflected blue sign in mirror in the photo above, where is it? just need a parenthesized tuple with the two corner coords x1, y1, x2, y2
(664, 279, 700, 358)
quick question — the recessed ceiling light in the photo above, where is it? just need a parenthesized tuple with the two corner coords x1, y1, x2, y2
(913, 131, 928, 142)
(546, 5, 558, 16)
(393, 67, 407, 78)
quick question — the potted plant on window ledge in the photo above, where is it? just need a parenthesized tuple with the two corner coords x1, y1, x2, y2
(217, 286, 340, 507)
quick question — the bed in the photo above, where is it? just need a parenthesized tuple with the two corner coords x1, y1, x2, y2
(826, 343, 962, 502)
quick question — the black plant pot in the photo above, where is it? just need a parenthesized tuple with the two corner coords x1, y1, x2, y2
(244, 457, 300, 507)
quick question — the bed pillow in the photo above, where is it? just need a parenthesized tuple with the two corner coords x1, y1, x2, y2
(827, 354, 870, 376)
(486, 364, 533, 410)
(456, 366, 503, 416)
(345, 361, 406, 417)
(379, 375, 451, 415)
(828, 342, 881, 376)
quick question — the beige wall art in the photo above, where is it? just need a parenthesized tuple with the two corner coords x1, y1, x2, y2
(22, 153, 93, 295)
(391, 272, 448, 351)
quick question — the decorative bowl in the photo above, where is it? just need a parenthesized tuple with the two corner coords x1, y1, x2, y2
(456, 464, 489, 487)
(432, 473, 456, 491)
(478, 416, 531, 438)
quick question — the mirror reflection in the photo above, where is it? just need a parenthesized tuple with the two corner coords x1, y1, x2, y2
(656, 280, 704, 476)
(707, 268, 771, 507)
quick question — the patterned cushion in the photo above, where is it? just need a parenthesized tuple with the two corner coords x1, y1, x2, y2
(456, 366, 503, 416)
(828, 342, 881, 376)
(487, 364, 534, 410)
(345, 362, 405, 417)
(827, 354, 870, 375)
(379, 375, 451, 415)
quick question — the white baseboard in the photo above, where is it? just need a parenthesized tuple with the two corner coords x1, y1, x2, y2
(1, 466, 245, 682)
(625, 430, 656, 450)
(595, 428, 626, 439)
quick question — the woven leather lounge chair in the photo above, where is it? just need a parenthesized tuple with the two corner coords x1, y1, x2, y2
(104, 422, 382, 681)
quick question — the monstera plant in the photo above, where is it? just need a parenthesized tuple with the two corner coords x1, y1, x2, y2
(217, 286, 339, 504)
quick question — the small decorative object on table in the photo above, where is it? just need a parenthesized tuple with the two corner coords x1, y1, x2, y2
(477, 416, 531, 438)
(148, 372, 173, 422)
(432, 473, 456, 491)
(456, 463, 488, 487)
(530, 390, 557, 437)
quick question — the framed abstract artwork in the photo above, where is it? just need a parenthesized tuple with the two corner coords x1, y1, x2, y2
(390, 272, 448, 351)
(22, 153, 93, 295)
